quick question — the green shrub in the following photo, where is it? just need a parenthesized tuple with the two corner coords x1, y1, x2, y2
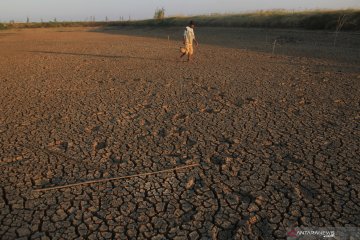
(0, 23, 6, 30)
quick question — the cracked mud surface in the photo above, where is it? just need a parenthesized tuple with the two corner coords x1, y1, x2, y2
(0, 28, 359, 239)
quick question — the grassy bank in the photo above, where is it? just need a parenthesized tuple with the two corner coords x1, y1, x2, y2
(1, 21, 105, 29)
(120, 9, 360, 31)
(1, 9, 359, 31)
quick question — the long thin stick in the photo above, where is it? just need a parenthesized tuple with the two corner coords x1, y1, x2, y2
(334, 14, 347, 47)
(33, 163, 200, 192)
(272, 39, 277, 54)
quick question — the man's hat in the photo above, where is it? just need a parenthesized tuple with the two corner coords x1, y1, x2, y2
(189, 20, 195, 26)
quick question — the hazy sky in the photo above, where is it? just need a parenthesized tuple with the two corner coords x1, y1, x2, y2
(1, 0, 359, 22)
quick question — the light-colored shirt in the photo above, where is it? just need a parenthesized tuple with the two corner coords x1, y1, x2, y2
(184, 26, 195, 45)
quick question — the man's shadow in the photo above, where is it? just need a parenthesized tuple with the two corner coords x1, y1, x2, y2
(28, 50, 169, 62)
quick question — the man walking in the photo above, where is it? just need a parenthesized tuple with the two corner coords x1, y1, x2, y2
(180, 20, 199, 62)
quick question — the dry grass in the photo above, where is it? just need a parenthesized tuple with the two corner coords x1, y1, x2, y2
(1, 21, 105, 29)
(170, 9, 360, 30)
(1, 9, 359, 31)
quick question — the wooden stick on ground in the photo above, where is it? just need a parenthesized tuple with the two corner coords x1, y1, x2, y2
(33, 163, 200, 193)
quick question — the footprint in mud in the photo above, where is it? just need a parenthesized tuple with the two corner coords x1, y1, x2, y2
(235, 98, 245, 108)
(157, 128, 167, 138)
(58, 141, 69, 151)
(295, 184, 319, 201)
(173, 126, 187, 135)
(93, 141, 107, 151)
(110, 154, 125, 164)
(246, 97, 257, 103)
(139, 118, 150, 126)
(210, 155, 225, 166)
(85, 125, 101, 133)
(49, 140, 70, 152)
(92, 126, 101, 132)
(172, 113, 188, 122)
(186, 136, 197, 147)
(200, 107, 214, 113)
(284, 154, 304, 164)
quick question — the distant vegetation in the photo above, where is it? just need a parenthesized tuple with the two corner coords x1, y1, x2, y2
(1, 9, 359, 31)
(2, 21, 106, 29)
(0, 23, 7, 30)
(154, 8, 165, 20)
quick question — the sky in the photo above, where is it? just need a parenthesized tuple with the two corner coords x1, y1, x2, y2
(0, 0, 359, 22)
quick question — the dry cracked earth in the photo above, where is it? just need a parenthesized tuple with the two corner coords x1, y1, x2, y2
(0, 27, 359, 239)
